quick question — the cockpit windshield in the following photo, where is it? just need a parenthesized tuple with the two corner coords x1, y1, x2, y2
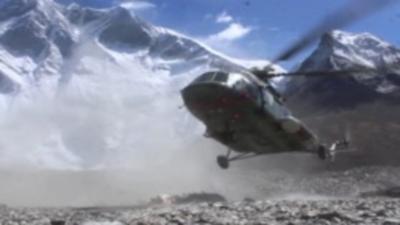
(192, 71, 228, 84)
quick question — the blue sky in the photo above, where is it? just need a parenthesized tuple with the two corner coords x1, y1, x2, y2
(57, 0, 400, 69)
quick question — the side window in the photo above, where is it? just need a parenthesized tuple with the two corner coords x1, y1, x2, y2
(213, 72, 227, 82)
(246, 84, 260, 102)
(262, 90, 290, 119)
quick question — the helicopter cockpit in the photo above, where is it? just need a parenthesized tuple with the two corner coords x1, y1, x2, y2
(190, 71, 260, 102)
(189, 71, 290, 119)
(191, 71, 228, 84)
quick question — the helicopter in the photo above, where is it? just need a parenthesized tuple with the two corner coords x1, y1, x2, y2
(180, 0, 397, 169)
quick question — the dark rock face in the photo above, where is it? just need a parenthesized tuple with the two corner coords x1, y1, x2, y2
(149, 34, 205, 60)
(0, 0, 244, 95)
(62, 4, 241, 74)
(0, 16, 49, 59)
(63, 4, 106, 25)
(48, 26, 74, 58)
(98, 8, 152, 51)
(0, 0, 37, 22)
(0, 0, 76, 61)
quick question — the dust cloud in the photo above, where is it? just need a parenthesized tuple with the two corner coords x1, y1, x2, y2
(0, 28, 331, 207)
(0, 51, 323, 207)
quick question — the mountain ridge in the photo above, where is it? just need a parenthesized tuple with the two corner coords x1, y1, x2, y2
(286, 30, 400, 166)
(287, 30, 400, 112)
(0, 0, 283, 169)
(0, 0, 278, 101)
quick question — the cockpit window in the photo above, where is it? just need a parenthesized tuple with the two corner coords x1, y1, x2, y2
(193, 72, 214, 83)
(192, 71, 227, 84)
(213, 72, 227, 82)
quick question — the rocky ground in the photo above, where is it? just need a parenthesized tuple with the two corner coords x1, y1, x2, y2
(1, 166, 400, 225)
(1, 198, 400, 225)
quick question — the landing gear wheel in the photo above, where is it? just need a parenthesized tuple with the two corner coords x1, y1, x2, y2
(317, 146, 327, 160)
(217, 155, 229, 169)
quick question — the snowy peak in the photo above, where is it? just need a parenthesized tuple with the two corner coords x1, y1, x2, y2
(0, 0, 275, 96)
(0, 0, 66, 24)
(98, 7, 155, 50)
(287, 30, 400, 111)
(63, 3, 108, 25)
(0, 0, 282, 169)
(288, 31, 400, 165)
(330, 30, 392, 49)
(300, 30, 400, 73)
(0, 0, 74, 59)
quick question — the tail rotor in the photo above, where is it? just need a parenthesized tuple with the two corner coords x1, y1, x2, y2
(342, 125, 352, 149)
(318, 126, 353, 162)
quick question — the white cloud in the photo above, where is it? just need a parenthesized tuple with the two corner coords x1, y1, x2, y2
(119, 0, 156, 11)
(202, 22, 253, 57)
(208, 23, 252, 42)
(216, 11, 233, 24)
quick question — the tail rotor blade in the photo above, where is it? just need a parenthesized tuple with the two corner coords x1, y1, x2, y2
(266, 65, 399, 78)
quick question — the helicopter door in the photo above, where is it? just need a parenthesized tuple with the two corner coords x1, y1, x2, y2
(262, 90, 290, 120)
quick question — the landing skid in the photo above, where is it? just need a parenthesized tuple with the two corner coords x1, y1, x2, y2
(216, 155, 229, 169)
(217, 140, 351, 169)
(217, 149, 263, 169)
(317, 139, 350, 162)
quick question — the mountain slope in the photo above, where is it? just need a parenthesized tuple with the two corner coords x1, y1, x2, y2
(0, 0, 285, 169)
(287, 30, 400, 111)
(0, 0, 271, 102)
(3, 0, 277, 93)
(287, 30, 400, 166)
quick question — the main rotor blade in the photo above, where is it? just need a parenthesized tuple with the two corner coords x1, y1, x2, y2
(272, 0, 397, 63)
(269, 70, 359, 78)
(269, 67, 393, 78)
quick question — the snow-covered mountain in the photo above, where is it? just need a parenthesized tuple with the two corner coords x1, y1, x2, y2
(287, 30, 400, 110)
(0, 0, 284, 169)
(287, 30, 400, 166)
(0, 0, 269, 101)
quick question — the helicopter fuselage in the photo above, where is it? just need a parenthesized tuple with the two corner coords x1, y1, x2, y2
(181, 71, 320, 155)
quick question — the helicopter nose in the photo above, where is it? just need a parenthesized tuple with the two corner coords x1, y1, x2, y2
(181, 82, 249, 119)
(181, 83, 221, 111)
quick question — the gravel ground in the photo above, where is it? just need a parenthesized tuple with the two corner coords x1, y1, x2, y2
(1, 199, 400, 225)
(1, 166, 400, 225)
